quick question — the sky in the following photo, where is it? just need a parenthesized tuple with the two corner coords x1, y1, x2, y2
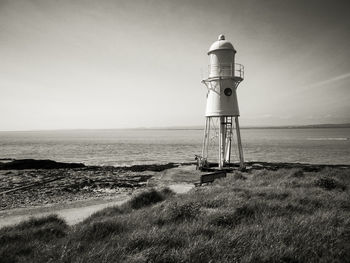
(0, 0, 349, 130)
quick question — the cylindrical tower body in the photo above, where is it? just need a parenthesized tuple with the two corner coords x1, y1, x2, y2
(200, 34, 245, 170)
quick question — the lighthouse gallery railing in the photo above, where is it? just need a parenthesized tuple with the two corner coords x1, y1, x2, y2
(207, 63, 244, 79)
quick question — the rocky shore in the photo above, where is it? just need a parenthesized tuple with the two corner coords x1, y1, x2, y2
(1, 159, 349, 211)
(0, 159, 178, 210)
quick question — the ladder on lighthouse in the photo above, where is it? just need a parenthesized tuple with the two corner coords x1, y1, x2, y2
(223, 116, 233, 165)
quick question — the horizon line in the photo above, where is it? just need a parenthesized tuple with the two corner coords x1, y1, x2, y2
(1, 122, 349, 132)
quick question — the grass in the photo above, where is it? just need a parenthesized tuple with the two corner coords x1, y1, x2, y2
(0, 215, 68, 263)
(1, 167, 350, 262)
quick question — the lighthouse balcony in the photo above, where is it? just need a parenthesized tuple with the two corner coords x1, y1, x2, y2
(206, 63, 244, 80)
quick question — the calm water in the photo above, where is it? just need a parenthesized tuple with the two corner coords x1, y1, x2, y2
(0, 128, 349, 166)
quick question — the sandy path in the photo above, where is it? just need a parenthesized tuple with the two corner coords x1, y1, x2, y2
(0, 195, 130, 228)
(0, 183, 194, 228)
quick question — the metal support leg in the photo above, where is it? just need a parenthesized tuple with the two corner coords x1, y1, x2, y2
(219, 116, 225, 169)
(202, 118, 208, 159)
(225, 116, 232, 164)
(206, 117, 211, 162)
(235, 117, 245, 169)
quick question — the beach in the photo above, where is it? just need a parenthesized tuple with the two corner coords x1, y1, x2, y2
(0, 159, 199, 227)
(1, 158, 349, 228)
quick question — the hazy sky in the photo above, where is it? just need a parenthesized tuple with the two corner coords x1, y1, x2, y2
(1, 0, 349, 130)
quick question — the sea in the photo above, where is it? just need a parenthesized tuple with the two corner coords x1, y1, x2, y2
(0, 128, 349, 166)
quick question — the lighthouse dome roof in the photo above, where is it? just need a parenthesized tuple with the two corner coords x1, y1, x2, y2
(208, 34, 236, 54)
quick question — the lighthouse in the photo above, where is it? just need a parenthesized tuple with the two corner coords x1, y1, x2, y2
(200, 34, 245, 169)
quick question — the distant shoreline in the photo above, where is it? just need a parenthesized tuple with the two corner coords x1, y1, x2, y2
(0, 123, 349, 132)
(241, 124, 350, 130)
(131, 124, 350, 130)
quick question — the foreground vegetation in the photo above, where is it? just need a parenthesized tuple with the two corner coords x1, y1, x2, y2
(1, 167, 349, 263)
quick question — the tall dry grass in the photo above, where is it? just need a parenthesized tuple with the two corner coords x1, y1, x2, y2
(1, 167, 349, 263)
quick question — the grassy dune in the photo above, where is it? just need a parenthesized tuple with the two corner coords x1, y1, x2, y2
(1, 168, 349, 263)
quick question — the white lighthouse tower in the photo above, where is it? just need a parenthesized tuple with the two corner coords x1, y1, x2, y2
(200, 34, 245, 169)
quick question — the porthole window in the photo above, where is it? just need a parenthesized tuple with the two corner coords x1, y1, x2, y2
(224, 88, 232, 96)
